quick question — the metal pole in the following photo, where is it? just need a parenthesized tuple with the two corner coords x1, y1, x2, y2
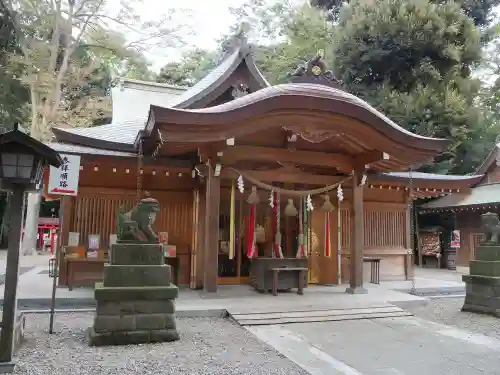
(0, 186, 25, 363)
(49, 197, 64, 334)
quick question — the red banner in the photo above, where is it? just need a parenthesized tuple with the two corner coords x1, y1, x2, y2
(325, 212, 331, 257)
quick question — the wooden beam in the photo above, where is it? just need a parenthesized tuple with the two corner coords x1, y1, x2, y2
(221, 168, 345, 186)
(355, 151, 389, 169)
(204, 163, 220, 293)
(221, 146, 354, 172)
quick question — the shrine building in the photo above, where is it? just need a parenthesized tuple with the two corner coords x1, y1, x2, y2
(45, 35, 481, 292)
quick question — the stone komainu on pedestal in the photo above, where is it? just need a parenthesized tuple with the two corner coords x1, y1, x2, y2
(462, 212, 500, 317)
(87, 195, 180, 346)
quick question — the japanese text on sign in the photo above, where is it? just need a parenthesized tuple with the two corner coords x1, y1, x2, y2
(48, 154, 81, 196)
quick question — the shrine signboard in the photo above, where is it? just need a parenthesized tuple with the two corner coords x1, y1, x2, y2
(48, 154, 81, 196)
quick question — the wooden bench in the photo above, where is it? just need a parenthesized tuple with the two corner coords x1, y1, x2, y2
(270, 267, 308, 296)
(363, 257, 381, 284)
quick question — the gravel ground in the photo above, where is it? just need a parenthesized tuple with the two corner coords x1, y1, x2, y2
(12, 313, 308, 375)
(404, 297, 500, 339)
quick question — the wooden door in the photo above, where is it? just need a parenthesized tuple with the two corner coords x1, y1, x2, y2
(309, 209, 339, 285)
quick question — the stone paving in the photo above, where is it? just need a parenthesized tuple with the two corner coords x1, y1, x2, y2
(250, 314, 500, 375)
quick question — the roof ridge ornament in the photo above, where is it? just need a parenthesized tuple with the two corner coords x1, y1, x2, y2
(289, 50, 343, 89)
(218, 23, 252, 63)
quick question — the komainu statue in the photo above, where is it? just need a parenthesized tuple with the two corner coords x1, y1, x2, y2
(480, 212, 500, 245)
(116, 194, 160, 243)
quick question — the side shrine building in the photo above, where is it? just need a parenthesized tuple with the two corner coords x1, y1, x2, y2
(46, 36, 481, 292)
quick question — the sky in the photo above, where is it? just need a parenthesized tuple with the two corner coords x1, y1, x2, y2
(110, 0, 250, 70)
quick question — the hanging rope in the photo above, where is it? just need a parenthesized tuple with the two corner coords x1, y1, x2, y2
(228, 167, 351, 197)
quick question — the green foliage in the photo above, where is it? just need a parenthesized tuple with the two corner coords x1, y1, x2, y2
(333, 0, 495, 173)
(0, 4, 29, 126)
(335, 0, 481, 91)
(156, 49, 218, 86)
(312, 0, 500, 28)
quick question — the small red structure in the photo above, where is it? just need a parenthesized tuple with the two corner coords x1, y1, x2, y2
(22, 217, 59, 253)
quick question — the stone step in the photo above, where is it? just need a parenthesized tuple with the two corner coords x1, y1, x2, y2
(469, 260, 500, 277)
(103, 265, 171, 287)
(110, 243, 164, 265)
(230, 306, 412, 326)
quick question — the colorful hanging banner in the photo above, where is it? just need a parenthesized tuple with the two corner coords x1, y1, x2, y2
(246, 204, 257, 258)
(325, 211, 331, 257)
(296, 197, 306, 258)
(229, 181, 236, 260)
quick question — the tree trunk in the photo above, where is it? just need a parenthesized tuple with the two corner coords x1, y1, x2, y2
(21, 192, 41, 256)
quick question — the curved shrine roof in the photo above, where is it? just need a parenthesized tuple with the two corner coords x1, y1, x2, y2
(147, 83, 449, 156)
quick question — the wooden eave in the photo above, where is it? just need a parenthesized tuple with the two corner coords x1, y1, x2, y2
(52, 127, 137, 153)
(143, 83, 450, 173)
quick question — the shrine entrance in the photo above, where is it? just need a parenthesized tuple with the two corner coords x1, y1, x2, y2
(217, 194, 250, 285)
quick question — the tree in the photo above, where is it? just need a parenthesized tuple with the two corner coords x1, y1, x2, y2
(229, 0, 335, 84)
(333, 0, 496, 173)
(2, 0, 186, 140)
(155, 1, 333, 88)
(0, 3, 29, 128)
(312, 0, 500, 28)
(2, 0, 187, 254)
(156, 48, 218, 86)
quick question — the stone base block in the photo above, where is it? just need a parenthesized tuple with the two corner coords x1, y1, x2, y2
(94, 283, 178, 301)
(0, 313, 25, 354)
(87, 327, 179, 346)
(462, 303, 500, 318)
(463, 275, 500, 286)
(93, 312, 176, 332)
(475, 246, 500, 262)
(469, 260, 500, 277)
(345, 286, 367, 294)
(103, 265, 171, 287)
(96, 300, 175, 315)
(110, 243, 164, 265)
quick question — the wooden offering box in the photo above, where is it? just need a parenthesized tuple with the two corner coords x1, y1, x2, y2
(250, 257, 308, 293)
(63, 246, 107, 290)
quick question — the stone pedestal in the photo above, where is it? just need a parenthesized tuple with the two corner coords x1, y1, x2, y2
(462, 245, 500, 317)
(87, 243, 180, 346)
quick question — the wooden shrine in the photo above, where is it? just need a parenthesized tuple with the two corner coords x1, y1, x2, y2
(46, 35, 481, 292)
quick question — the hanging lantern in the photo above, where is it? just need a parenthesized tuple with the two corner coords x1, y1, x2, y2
(284, 199, 298, 217)
(237, 175, 244, 193)
(247, 186, 260, 204)
(321, 195, 335, 212)
(269, 190, 274, 208)
(306, 194, 314, 211)
(337, 184, 344, 201)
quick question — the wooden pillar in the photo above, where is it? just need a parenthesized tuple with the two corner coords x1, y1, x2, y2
(404, 191, 414, 279)
(203, 163, 220, 293)
(0, 186, 24, 363)
(193, 190, 206, 289)
(346, 172, 366, 294)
